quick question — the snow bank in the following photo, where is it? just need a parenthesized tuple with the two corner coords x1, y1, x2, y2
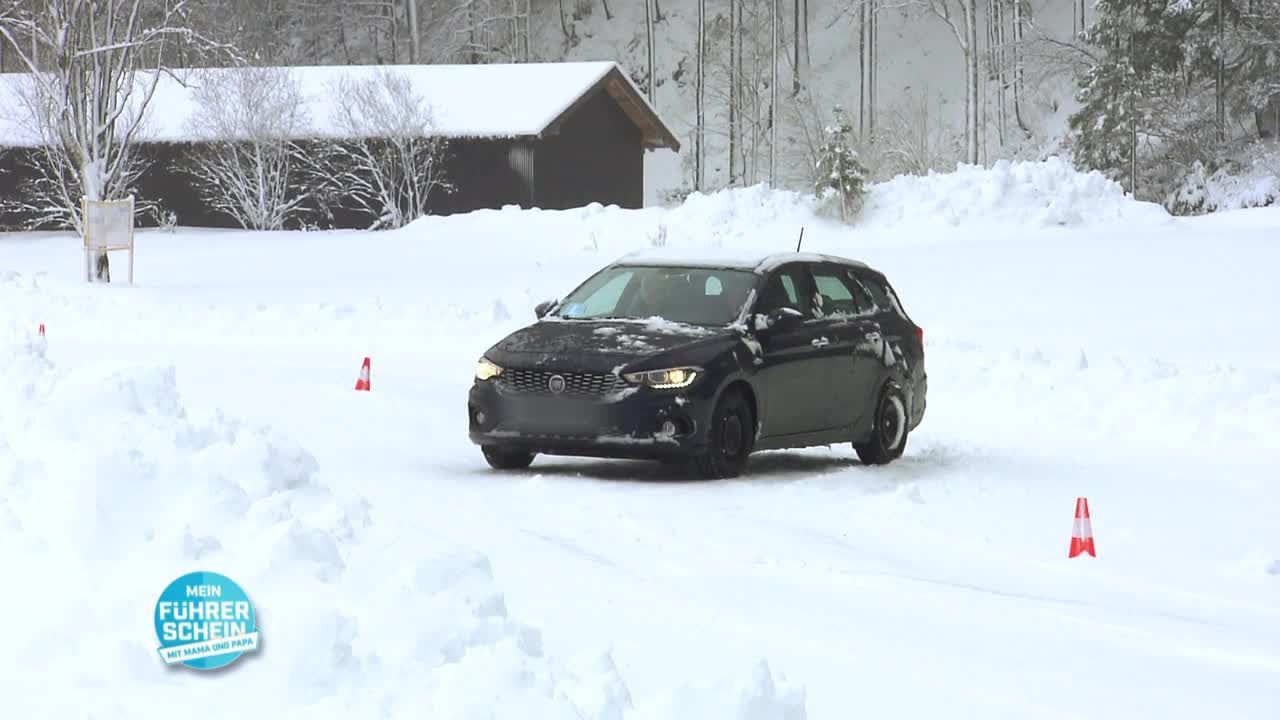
(858, 157, 1171, 229)
(399, 182, 824, 258)
(443, 158, 1173, 258)
(0, 323, 805, 718)
(405, 156, 1172, 274)
(0, 326, 366, 714)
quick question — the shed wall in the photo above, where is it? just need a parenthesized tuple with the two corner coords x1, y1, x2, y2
(534, 88, 643, 210)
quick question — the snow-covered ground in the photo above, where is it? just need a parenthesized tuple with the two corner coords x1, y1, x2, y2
(2, 160, 1279, 718)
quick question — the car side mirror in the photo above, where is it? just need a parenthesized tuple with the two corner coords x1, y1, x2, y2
(534, 299, 557, 319)
(757, 306, 804, 334)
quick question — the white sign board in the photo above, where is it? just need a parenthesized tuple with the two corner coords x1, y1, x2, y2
(82, 196, 135, 283)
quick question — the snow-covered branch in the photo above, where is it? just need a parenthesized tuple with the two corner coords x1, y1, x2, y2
(184, 66, 312, 231)
(322, 69, 454, 230)
(0, 0, 238, 281)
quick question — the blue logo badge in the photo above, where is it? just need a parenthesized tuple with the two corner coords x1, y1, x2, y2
(154, 571, 261, 670)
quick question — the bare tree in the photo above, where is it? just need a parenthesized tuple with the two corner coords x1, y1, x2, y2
(792, 0, 810, 94)
(1216, 0, 1225, 141)
(859, 0, 879, 138)
(645, 0, 656, 102)
(987, 0, 1004, 148)
(184, 67, 312, 230)
(707, 0, 776, 186)
(696, 0, 706, 189)
(729, 0, 739, 185)
(407, 0, 421, 63)
(325, 69, 453, 229)
(917, 0, 980, 164)
(0, 0, 233, 281)
(1012, 0, 1029, 135)
(874, 89, 960, 178)
(448, 0, 531, 63)
(770, 0, 778, 182)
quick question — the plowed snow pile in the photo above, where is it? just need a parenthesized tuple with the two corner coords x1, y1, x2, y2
(859, 156, 1171, 228)
(0, 321, 805, 719)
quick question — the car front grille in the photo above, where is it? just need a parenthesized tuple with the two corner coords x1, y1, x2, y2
(497, 368, 628, 398)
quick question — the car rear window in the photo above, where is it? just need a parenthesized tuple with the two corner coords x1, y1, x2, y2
(848, 272, 910, 321)
(860, 272, 911, 320)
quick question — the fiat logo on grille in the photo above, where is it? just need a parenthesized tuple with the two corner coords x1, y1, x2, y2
(547, 374, 567, 394)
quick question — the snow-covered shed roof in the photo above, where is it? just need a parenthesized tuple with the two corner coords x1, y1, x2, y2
(0, 61, 680, 151)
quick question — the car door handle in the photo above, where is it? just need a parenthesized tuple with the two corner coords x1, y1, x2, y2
(811, 337, 830, 348)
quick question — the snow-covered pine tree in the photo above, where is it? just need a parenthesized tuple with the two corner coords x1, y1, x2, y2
(1067, 0, 1201, 197)
(1070, 0, 1280, 201)
(1227, 0, 1280, 138)
(814, 105, 869, 222)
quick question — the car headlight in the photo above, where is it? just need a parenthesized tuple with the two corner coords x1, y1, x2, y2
(623, 367, 700, 389)
(475, 358, 503, 381)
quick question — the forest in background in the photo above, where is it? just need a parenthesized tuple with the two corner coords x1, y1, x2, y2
(1, 1, 1278, 215)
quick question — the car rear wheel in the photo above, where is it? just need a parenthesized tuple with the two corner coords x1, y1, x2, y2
(481, 445, 536, 470)
(854, 383, 908, 465)
(693, 388, 754, 479)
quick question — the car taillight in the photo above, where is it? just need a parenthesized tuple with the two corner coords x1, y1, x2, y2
(916, 326, 923, 347)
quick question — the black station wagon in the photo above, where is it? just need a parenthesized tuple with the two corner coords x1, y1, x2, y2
(468, 250, 927, 478)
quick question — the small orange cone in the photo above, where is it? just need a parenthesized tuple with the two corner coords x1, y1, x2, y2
(354, 357, 371, 391)
(1069, 497, 1096, 558)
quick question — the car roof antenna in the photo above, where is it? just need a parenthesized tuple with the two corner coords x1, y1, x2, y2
(795, 227, 805, 252)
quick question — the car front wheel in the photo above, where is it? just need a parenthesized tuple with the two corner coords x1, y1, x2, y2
(854, 383, 909, 465)
(693, 388, 754, 479)
(481, 445, 536, 470)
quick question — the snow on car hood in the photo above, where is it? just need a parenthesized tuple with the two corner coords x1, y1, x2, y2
(486, 317, 727, 373)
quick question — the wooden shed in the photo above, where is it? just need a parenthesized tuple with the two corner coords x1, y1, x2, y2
(0, 61, 680, 230)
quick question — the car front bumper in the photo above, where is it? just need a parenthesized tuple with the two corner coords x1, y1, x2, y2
(468, 379, 713, 459)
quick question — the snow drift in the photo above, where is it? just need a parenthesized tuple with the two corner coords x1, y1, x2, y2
(858, 156, 1171, 229)
(0, 321, 805, 719)
(394, 158, 1170, 274)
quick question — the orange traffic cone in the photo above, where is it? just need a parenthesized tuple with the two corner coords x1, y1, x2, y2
(1069, 497, 1096, 558)
(354, 357, 371, 391)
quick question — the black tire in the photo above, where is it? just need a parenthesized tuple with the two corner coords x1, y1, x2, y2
(481, 445, 536, 470)
(854, 383, 909, 465)
(693, 388, 754, 479)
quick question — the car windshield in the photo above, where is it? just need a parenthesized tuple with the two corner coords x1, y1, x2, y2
(552, 265, 758, 326)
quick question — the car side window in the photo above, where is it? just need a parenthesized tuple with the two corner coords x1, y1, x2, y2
(855, 274, 894, 315)
(842, 271, 877, 312)
(756, 264, 813, 318)
(811, 265, 868, 318)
